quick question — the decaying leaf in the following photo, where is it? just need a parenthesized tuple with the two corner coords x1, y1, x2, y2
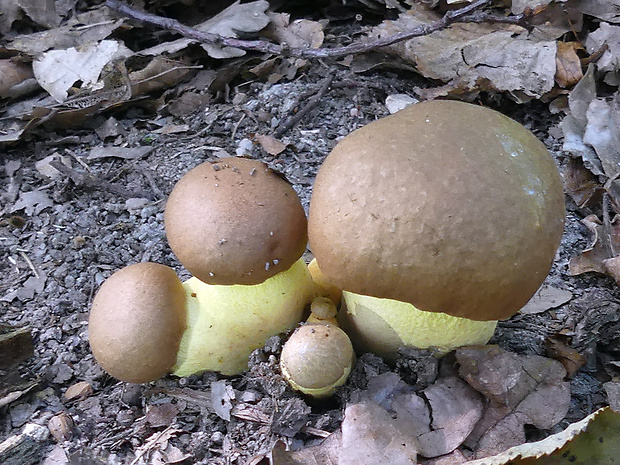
(555, 41, 583, 88)
(369, 3, 558, 100)
(585, 22, 620, 85)
(254, 134, 287, 156)
(568, 214, 620, 280)
(561, 156, 603, 208)
(263, 13, 325, 49)
(545, 337, 587, 378)
(456, 346, 571, 458)
(87, 146, 154, 161)
(0, 58, 36, 99)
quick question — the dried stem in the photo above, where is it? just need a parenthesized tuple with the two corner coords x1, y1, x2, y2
(104, 0, 514, 59)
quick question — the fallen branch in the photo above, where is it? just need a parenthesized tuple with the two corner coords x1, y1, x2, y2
(105, 0, 526, 59)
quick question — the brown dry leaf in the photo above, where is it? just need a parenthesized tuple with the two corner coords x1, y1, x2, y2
(545, 337, 587, 378)
(6, 9, 123, 55)
(585, 22, 620, 85)
(369, 3, 557, 100)
(561, 156, 603, 208)
(87, 146, 154, 161)
(255, 134, 287, 156)
(264, 13, 324, 49)
(145, 403, 181, 428)
(129, 57, 198, 97)
(555, 41, 583, 88)
(392, 377, 483, 457)
(0, 58, 36, 99)
(568, 214, 620, 279)
(63, 381, 94, 401)
(0, 0, 23, 34)
(340, 400, 419, 465)
(464, 407, 620, 464)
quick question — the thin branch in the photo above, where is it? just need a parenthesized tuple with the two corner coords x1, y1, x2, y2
(104, 0, 510, 59)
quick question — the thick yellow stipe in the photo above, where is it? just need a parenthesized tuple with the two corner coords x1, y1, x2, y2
(172, 258, 315, 376)
(341, 291, 497, 360)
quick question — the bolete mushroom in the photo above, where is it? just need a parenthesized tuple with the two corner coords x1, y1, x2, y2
(308, 100, 565, 360)
(89, 158, 315, 382)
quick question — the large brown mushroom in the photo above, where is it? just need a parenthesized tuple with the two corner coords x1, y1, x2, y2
(308, 100, 565, 359)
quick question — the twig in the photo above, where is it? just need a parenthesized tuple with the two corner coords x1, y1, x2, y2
(105, 0, 505, 59)
(273, 75, 334, 137)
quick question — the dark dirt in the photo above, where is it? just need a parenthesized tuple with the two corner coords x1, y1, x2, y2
(1, 6, 619, 465)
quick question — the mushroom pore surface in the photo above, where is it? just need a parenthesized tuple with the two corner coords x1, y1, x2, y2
(164, 157, 308, 285)
(308, 100, 565, 321)
(88, 263, 186, 383)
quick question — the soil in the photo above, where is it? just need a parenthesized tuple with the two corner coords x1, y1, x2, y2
(1, 6, 619, 465)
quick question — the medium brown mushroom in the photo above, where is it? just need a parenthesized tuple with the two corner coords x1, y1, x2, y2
(308, 100, 565, 359)
(164, 157, 308, 285)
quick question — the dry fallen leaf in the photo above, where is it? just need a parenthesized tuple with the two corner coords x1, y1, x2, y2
(340, 400, 419, 465)
(138, 0, 270, 59)
(520, 284, 573, 315)
(369, 3, 558, 100)
(456, 346, 570, 458)
(555, 41, 583, 88)
(32, 40, 132, 102)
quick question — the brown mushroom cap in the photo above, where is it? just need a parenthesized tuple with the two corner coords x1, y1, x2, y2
(164, 158, 308, 285)
(89, 263, 186, 383)
(308, 100, 565, 321)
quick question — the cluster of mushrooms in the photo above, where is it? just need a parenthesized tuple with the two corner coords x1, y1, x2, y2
(88, 100, 566, 398)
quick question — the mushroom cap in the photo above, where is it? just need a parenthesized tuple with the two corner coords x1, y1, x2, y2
(308, 100, 565, 321)
(164, 158, 308, 285)
(89, 263, 186, 383)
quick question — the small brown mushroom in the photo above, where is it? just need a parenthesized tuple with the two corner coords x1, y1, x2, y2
(280, 323, 355, 398)
(88, 263, 186, 383)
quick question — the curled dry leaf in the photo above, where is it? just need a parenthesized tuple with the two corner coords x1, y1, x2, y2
(568, 214, 620, 284)
(555, 41, 583, 88)
(0, 59, 35, 99)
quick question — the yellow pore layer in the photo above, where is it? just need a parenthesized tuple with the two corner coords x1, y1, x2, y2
(341, 291, 498, 359)
(172, 258, 315, 377)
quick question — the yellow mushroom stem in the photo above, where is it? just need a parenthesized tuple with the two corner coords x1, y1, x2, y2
(339, 291, 498, 362)
(308, 258, 342, 306)
(306, 296, 339, 326)
(172, 258, 315, 377)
